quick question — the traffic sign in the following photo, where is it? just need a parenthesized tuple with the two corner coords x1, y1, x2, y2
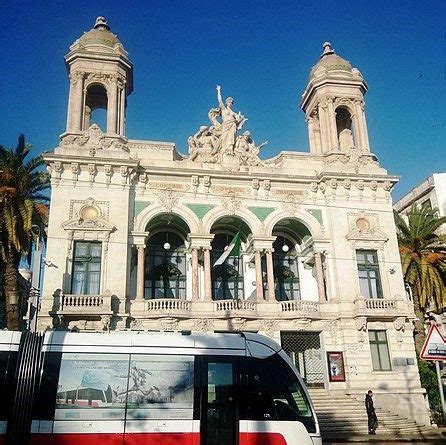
(420, 324, 446, 361)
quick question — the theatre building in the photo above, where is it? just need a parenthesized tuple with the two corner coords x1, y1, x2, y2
(39, 17, 430, 425)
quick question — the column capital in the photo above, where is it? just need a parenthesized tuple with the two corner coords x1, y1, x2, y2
(130, 231, 150, 246)
(188, 234, 214, 249)
(250, 236, 275, 252)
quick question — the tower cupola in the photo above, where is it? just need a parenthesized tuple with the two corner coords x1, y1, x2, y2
(64, 17, 133, 137)
(301, 43, 370, 155)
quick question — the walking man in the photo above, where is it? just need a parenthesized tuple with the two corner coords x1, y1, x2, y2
(365, 390, 378, 434)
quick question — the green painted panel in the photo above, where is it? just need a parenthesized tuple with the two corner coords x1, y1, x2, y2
(248, 206, 275, 221)
(307, 208, 323, 224)
(134, 201, 150, 217)
(186, 203, 215, 219)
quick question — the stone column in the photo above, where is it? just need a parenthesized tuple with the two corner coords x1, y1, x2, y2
(119, 86, 126, 136)
(191, 248, 199, 301)
(355, 100, 370, 152)
(352, 113, 361, 148)
(72, 73, 84, 132)
(203, 247, 212, 301)
(254, 250, 264, 300)
(318, 102, 329, 153)
(327, 99, 338, 150)
(107, 79, 118, 134)
(314, 252, 326, 302)
(265, 249, 275, 301)
(136, 245, 145, 300)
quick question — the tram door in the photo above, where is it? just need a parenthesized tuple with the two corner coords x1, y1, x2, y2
(201, 357, 237, 445)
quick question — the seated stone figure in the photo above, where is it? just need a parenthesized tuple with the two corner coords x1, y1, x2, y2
(234, 131, 267, 166)
(188, 125, 220, 162)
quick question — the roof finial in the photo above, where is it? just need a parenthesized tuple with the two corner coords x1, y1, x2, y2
(321, 42, 335, 58)
(94, 16, 110, 31)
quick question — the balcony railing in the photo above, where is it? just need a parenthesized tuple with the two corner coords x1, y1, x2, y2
(364, 298, 397, 310)
(214, 299, 257, 312)
(145, 299, 191, 312)
(59, 294, 112, 315)
(280, 300, 319, 313)
(353, 297, 411, 317)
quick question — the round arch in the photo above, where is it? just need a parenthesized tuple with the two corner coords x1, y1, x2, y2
(264, 209, 321, 238)
(135, 203, 200, 234)
(202, 206, 260, 235)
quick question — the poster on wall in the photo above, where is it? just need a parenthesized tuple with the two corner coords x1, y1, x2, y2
(327, 351, 346, 382)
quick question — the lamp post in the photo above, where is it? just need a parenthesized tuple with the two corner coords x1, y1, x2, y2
(28, 225, 42, 331)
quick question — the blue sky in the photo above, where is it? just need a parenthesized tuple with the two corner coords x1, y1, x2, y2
(1, 0, 444, 200)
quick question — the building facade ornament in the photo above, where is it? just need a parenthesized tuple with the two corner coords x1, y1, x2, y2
(155, 188, 180, 213)
(187, 86, 265, 168)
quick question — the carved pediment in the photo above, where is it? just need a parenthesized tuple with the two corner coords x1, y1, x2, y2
(63, 197, 115, 232)
(346, 212, 388, 242)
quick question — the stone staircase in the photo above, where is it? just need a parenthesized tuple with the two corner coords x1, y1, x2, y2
(309, 388, 438, 438)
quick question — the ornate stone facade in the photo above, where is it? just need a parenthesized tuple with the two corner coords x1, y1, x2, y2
(38, 21, 429, 425)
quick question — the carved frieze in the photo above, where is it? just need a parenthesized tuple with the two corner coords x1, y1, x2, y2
(155, 188, 179, 213)
(221, 193, 242, 215)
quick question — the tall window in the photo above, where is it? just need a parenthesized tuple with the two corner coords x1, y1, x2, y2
(356, 250, 382, 298)
(145, 232, 186, 299)
(71, 241, 102, 294)
(369, 330, 391, 371)
(211, 234, 244, 300)
(270, 236, 300, 301)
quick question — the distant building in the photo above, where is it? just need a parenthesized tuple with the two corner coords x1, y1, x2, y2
(394, 173, 446, 226)
(38, 17, 430, 424)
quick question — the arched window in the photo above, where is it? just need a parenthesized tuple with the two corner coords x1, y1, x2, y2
(145, 231, 186, 299)
(211, 233, 244, 300)
(271, 236, 300, 301)
(84, 84, 108, 131)
(336, 107, 355, 150)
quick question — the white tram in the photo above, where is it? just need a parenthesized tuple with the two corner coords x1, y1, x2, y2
(0, 330, 322, 445)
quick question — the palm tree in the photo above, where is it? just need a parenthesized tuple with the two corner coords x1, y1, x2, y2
(0, 134, 50, 330)
(394, 203, 446, 354)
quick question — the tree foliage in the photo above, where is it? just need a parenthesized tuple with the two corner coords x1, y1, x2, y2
(0, 134, 50, 330)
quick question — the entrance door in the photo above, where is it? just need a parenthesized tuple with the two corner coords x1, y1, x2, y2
(281, 331, 325, 387)
(201, 358, 237, 445)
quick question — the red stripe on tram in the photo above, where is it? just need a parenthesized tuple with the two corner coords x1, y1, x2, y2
(240, 432, 287, 445)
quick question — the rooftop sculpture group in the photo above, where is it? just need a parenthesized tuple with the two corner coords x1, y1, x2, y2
(188, 86, 267, 166)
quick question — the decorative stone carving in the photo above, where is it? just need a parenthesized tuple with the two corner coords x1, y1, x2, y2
(120, 165, 129, 185)
(293, 318, 312, 329)
(355, 316, 367, 342)
(231, 317, 247, 331)
(101, 315, 111, 331)
(187, 86, 264, 167)
(104, 164, 112, 185)
(130, 318, 144, 330)
(346, 211, 388, 242)
(261, 320, 277, 337)
(282, 194, 300, 215)
(156, 188, 179, 212)
(88, 163, 96, 183)
(60, 124, 129, 155)
(194, 318, 214, 332)
(326, 320, 340, 345)
(221, 193, 242, 215)
(393, 317, 406, 344)
(160, 317, 178, 331)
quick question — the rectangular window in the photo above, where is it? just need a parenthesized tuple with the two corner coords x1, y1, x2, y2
(71, 241, 102, 294)
(369, 330, 391, 371)
(356, 250, 382, 299)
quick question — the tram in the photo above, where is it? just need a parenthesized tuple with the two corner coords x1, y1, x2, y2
(0, 330, 322, 445)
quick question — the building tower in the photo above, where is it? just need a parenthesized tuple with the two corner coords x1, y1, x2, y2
(301, 42, 371, 155)
(64, 17, 133, 137)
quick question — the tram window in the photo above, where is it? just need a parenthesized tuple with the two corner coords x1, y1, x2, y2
(244, 355, 316, 433)
(0, 351, 18, 420)
(32, 352, 62, 420)
(127, 354, 194, 420)
(54, 353, 130, 421)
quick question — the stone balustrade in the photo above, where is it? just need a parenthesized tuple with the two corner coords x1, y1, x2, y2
(145, 298, 191, 312)
(280, 300, 319, 313)
(214, 299, 257, 312)
(353, 297, 411, 318)
(60, 293, 112, 315)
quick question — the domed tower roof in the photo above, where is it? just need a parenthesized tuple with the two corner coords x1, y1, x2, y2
(309, 42, 354, 80)
(70, 17, 126, 54)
